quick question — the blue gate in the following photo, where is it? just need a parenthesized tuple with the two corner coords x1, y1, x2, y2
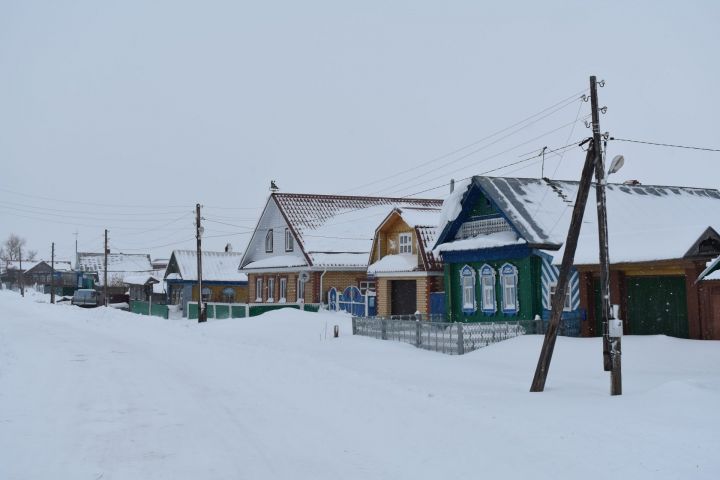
(339, 286, 365, 316)
(429, 292, 446, 316)
(328, 286, 376, 316)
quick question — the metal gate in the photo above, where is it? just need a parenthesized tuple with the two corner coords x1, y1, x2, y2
(328, 286, 375, 316)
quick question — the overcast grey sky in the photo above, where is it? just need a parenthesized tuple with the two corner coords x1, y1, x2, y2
(1, 0, 718, 261)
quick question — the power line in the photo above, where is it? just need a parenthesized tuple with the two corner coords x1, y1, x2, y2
(368, 110, 590, 196)
(399, 138, 589, 198)
(0, 186, 192, 209)
(608, 137, 720, 152)
(382, 118, 590, 197)
(345, 88, 588, 194)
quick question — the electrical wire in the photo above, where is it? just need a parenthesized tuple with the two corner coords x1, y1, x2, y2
(368, 111, 591, 196)
(383, 118, 590, 197)
(345, 88, 589, 194)
(608, 137, 720, 152)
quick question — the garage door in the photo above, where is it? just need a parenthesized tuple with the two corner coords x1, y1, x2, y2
(391, 280, 417, 316)
(626, 276, 688, 338)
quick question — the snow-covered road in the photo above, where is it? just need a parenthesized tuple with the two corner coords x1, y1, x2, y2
(1, 290, 719, 479)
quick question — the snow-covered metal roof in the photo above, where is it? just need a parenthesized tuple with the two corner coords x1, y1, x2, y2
(4, 260, 74, 272)
(267, 193, 442, 269)
(368, 254, 419, 274)
(76, 252, 153, 286)
(167, 250, 247, 282)
(437, 176, 720, 265)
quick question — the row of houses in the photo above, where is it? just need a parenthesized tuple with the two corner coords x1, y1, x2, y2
(4, 175, 719, 340)
(236, 177, 720, 340)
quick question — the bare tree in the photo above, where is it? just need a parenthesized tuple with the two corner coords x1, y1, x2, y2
(2, 234, 28, 261)
(26, 250, 37, 261)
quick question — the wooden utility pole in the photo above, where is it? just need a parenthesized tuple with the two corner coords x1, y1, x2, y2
(104, 229, 109, 307)
(51, 242, 56, 304)
(590, 76, 612, 373)
(196, 203, 207, 323)
(530, 139, 596, 392)
(590, 75, 622, 395)
(19, 247, 24, 297)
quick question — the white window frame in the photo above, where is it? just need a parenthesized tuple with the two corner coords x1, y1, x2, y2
(479, 264, 496, 313)
(399, 233, 412, 254)
(285, 228, 293, 252)
(265, 230, 273, 253)
(297, 276, 305, 303)
(460, 265, 476, 313)
(549, 282, 572, 312)
(267, 277, 275, 303)
(255, 278, 263, 302)
(279, 277, 287, 303)
(359, 280, 375, 294)
(500, 263, 519, 314)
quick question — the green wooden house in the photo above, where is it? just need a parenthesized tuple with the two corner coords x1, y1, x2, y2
(434, 176, 720, 339)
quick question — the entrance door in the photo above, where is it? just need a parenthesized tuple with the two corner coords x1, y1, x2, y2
(626, 276, 688, 338)
(391, 280, 417, 315)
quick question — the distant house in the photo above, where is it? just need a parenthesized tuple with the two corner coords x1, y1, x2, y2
(76, 252, 153, 302)
(238, 192, 442, 309)
(434, 176, 720, 339)
(164, 250, 248, 315)
(367, 206, 444, 316)
(123, 274, 165, 304)
(1, 260, 75, 293)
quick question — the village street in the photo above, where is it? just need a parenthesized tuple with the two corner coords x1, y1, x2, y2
(1, 290, 719, 480)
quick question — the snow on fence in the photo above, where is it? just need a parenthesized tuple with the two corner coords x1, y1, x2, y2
(352, 317, 540, 355)
(186, 301, 322, 320)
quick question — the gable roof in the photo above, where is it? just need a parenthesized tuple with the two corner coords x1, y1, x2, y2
(436, 176, 720, 265)
(242, 193, 442, 270)
(166, 250, 247, 282)
(4, 260, 73, 273)
(76, 252, 153, 286)
(368, 207, 443, 273)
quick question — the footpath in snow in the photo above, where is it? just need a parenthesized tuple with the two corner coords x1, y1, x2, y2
(0, 289, 718, 480)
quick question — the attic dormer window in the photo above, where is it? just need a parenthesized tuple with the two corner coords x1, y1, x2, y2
(265, 230, 273, 253)
(399, 233, 412, 254)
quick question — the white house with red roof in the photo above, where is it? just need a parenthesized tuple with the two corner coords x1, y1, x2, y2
(239, 192, 442, 306)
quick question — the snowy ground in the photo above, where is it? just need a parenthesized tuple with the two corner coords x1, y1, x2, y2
(1, 290, 719, 479)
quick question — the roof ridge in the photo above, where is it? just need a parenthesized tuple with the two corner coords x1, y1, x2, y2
(273, 192, 443, 203)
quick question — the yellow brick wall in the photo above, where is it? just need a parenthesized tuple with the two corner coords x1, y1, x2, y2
(191, 284, 248, 303)
(375, 274, 444, 316)
(247, 271, 369, 304)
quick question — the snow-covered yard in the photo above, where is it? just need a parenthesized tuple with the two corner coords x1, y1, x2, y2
(0, 290, 718, 479)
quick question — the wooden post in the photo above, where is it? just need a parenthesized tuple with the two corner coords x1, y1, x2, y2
(590, 75, 613, 372)
(51, 242, 55, 304)
(530, 140, 596, 392)
(19, 247, 24, 297)
(196, 203, 207, 323)
(104, 229, 109, 307)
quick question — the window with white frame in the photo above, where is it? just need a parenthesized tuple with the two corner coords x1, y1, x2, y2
(255, 278, 263, 302)
(359, 280, 375, 294)
(460, 265, 476, 313)
(279, 277, 287, 303)
(479, 264, 496, 313)
(265, 230, 273, 253)
(549, 282, 572, 311)
(500, 263, 519, 313)
(399, 233, 412, 254)
(297, 276, 305, 302)
(285, 228, 293, 252)
(267, 277, 275, 303)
